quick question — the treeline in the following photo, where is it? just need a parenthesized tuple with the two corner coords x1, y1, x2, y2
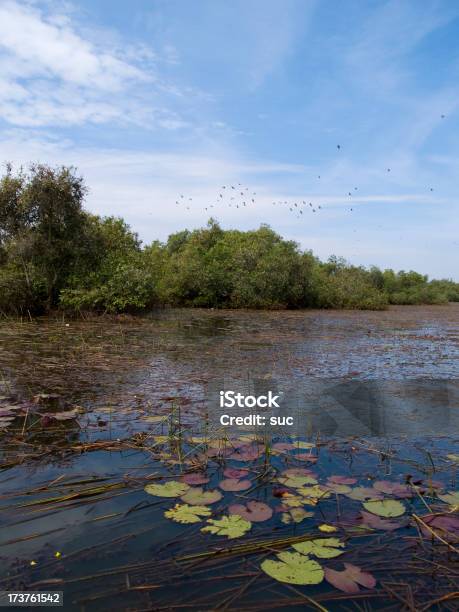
(0, 164, 457, 315)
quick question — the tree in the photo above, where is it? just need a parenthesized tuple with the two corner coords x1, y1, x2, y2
(0, 163, 89, 311)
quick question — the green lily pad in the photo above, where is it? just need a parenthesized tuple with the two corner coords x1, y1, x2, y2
(180, 487, 222, 505)
(281, 508, 314, 524)
(261, 551, 324, 585)
(144, 481, 190, 498)
(297, 485, 331, 500)
(278, 475, 318, 488)
(363, 499, 406, 517)
(324, 482, 352, 495)
(201, 514, 251, 539)
(438, 491, 459, 507)
(164, 503, 212, 524)
(346, 487, 383, 501)
(292, 537, 345, 558)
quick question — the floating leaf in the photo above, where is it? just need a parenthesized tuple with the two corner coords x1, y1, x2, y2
(44, 409, 78, 421)
(373, 481, 412, 498)
(181, 487, 222, 505)
(294, 454, 318, 463)
(229, 444, 263, 461)
(328, 475, 357, 485)
(419, 513, 459, 542)
(293, 441, 315, 450)
(181, 472, 209, 485)
(282, 493, 309, 508)
(346, 487, 383, 501)
(142, 415, 166, 423)
(144, 481, 190, 498)
(297, 485, 331, 500)
(318, 524, 337, 533)
(272, 442, 295, 452)
(223, 467, 250, 479)
(281, 508, 314, 524)
(438, 491, 459, 507)
(325, 563, 376, 593)
(281, 468, 316, 478)
(261, 551, 324, 585)
(219, 478, 251, 492)
(201, 515, 251, 539)
(164, 503, 211, 524)
(293, 538, 345, 558)
(278, 475, 318, 488)
(360, 511, 402, 531)
(363, 499, 405, 517)
(229, 501, 273, 522)
(325, 482, 352, 495)
(447, 454, 459, 463)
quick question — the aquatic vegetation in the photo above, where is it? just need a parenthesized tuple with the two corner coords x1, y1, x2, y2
(164, 504, 211, 524)
(362, 499, 406, 517)
(201, 515, 252, 539)
(324, 563, 376, 593)
(281, 508, 314, 524)
(228, 501, 273, 522)
(144, 481, 190, 497)
(292, 537, 345, 559)
(180, 487, 223, 505)
(0, 311, 457, 610)
(219, 478, 252, 491)
(261, 551, 324, 585)
(318, 523, 338, 533)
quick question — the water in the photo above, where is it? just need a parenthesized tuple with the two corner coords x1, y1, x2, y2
(0, 305, 457, 610)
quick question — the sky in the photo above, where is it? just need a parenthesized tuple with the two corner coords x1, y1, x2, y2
(0, 0, 458, 279)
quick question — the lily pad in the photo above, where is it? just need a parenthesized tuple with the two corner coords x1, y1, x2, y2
(373, 481, 412, 498)
(346, 487, 383, 501)
(142, 415, 166, 423)
(318, 524, 338, 533)
(164, 503, 211, 524)
(281, 468, 316, 478)
(47, 409, 79, 421)
(324, 482, 352, 495)
(278, 475, 318, 488)
(223, 467, 250, 479)
(363, 499, 406, 517)
(419, 513, 459, 542)
(438, 490, 459, 507)
(282, 493, 309, 508)
(261, 551, 324, 585)
(201, 514, 251, 539)
(293, 537, 345, 558)
(293, 441, 315, 450)
(325, 563, 376, 593)
(294, 454, 318, 463)
(181, 487, 222, 505)
(144, 481, 190, 498)
(328, 475, 357, 485)
(229, 501, 273, 522)
(281, 508, 314, 524)
(297, 485, 331, 500)
(360, 511, 402, 531)
(181, 472, 210, 485)
(219, 478, 252, 492)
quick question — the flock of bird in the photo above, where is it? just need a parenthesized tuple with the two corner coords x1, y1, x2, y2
(174, 138, 440, 220)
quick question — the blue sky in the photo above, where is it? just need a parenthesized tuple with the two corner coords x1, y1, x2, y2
(0, 0, 458, 279)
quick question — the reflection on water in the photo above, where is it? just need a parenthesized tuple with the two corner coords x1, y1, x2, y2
(0, 305, 457, 437)
(0, 307, 458, 611)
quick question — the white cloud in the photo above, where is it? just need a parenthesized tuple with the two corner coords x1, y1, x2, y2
(0, 1, 190, 128)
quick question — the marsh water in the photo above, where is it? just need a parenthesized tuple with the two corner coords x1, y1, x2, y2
(0, 305, 458, 611)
